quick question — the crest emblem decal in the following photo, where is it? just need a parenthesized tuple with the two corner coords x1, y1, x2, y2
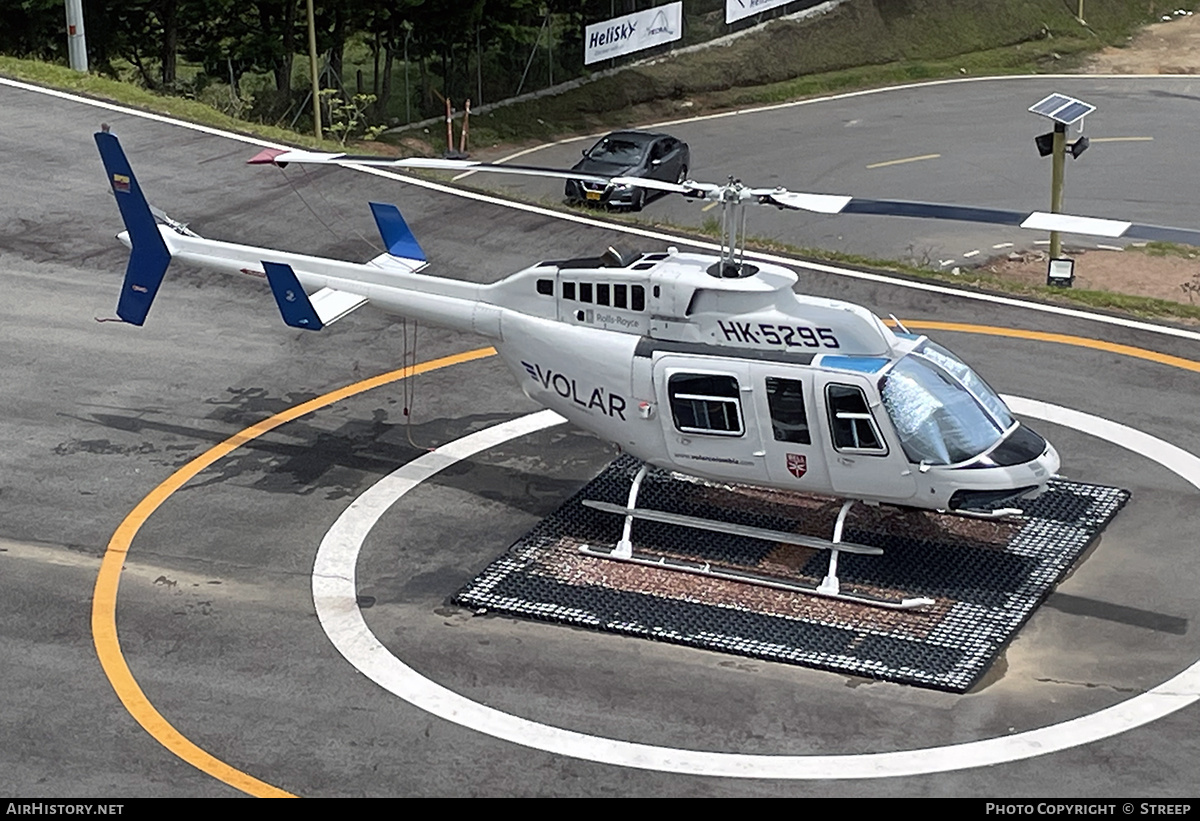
(786, 453, 807, 479)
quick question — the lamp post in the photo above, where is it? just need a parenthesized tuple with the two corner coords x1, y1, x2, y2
(1029, 93, 1094, 280)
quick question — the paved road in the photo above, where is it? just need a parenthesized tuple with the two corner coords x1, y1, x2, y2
(1, 76, 1199, 797)
(479, 75, 1200, 266)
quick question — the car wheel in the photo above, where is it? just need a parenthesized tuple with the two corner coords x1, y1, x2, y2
(676, 165, 688, 184)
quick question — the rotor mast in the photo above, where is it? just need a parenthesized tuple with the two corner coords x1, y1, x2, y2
(708, 179, 758, 279)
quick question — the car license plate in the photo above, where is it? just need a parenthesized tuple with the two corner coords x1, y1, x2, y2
(585, 190, 601, 201)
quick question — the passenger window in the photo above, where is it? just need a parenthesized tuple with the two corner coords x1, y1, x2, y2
(580, 283, 593, 303)
(766, 377, 810, 444)
(668, 373, 743, 437)
(596, 283, 610, 306)
(632, 285, 645, 311)
(826, 384, 885, 452)
(562, 282, 576, 300)
(536, 279, 553, 296)
(614, 284, 628, 309)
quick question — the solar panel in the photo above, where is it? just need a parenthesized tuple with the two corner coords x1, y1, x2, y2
(1054, 101, 1095, 124)
(1029, 94, 1072, 117)
(1028, 93, 1096, 125)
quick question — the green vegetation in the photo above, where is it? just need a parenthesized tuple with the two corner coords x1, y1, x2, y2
(0, 55, 335, 148)
(1139, 241, 1200, 259)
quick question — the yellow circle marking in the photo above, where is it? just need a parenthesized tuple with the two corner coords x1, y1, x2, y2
(91, 320, 1200, 797)
(91, 347, 497, 798)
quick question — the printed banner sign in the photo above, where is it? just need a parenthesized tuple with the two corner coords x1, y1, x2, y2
(726, 0, 793, 24)
(584, 2, 682, 65)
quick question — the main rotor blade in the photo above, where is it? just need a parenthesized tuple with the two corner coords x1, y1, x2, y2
(250, 148, 612, 185)
(248, 148, 1200, 245)
(609, 177, 721, 198)
(827, 197, 1200, 245)
(758, 191, 854, 214)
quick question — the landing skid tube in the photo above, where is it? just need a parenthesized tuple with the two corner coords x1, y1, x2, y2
(945, 506, 1024, 520)
(581, 465, 935, 611)
(577, 542, 932, 610)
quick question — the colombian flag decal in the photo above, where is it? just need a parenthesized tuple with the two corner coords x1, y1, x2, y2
(112, 173, 131, 193)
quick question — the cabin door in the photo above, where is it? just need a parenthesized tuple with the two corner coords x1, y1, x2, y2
(747, 364, 829, 492)
(812, 373, 917, 503)
(652, 356, 768, 484)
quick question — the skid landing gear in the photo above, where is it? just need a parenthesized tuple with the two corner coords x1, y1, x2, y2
(580, 463, 935, 611)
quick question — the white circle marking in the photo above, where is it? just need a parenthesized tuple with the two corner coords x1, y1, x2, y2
(312, 400, 1200, 778)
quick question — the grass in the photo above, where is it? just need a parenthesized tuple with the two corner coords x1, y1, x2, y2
(0, 56, 349, 152)
(1138, 241, 1200, 259)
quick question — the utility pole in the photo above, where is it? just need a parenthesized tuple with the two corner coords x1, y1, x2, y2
(64, 0, 87, 72)
(306, 0, 322, 141)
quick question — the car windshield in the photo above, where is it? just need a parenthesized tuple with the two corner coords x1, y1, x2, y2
(586, 137, 647, 165)
(879, 342, 1015, 465)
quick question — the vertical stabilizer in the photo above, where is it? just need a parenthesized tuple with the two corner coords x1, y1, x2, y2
(369, 202, 425, 263)
(94, 131, 172, 325)
(262, 261, 324, 330)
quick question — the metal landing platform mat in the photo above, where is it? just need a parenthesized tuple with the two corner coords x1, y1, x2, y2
(452, 455, 1129, 692)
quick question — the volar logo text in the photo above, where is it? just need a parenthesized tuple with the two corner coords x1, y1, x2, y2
(521, 361, 627, 420)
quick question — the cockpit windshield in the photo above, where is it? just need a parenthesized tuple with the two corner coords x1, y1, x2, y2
(880, 342, 1015, 465)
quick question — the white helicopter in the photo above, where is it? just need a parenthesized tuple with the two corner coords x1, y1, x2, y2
(95, 129, 1200, 609)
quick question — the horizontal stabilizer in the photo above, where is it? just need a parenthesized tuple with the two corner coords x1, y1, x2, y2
(366, 252, 426, 274)
(94, 131, 172, 325)
(308, 287, 369, 325)
(262, 261, 368, 330)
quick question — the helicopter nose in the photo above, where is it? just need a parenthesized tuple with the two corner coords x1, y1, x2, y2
(1020, 440, 1062, 501)
(1042, 440, 1062, 477)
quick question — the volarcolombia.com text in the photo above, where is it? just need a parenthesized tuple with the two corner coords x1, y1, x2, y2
(6, 806, 123, 815)
(986, 805, 1192, 816)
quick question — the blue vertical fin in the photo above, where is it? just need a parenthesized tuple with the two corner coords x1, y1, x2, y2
(94, 131, 172, 326)
(369, 202, 425, 262)
(262, 261, 324, 330)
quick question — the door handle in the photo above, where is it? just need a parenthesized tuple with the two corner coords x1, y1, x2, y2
(838, 456, 855, 466)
